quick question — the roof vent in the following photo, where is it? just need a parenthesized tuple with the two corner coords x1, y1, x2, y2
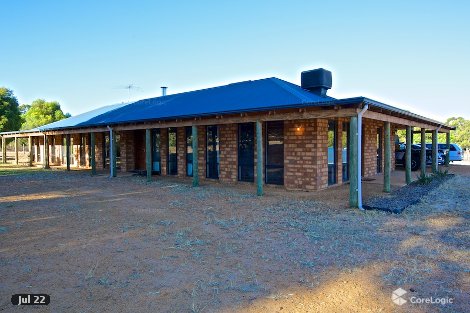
(161, 86, 168, 96)
(301, 68, 332, 96)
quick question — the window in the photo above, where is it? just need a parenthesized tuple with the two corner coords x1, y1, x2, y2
(377, 127, 383, 173)
(152, 129, 161, 174)
(342, 122, 350, 182)
(186, 126, 193, 176)
(206, 125, 219, 179)
(266, 121, 284, 185)
(328, 120, 337, 185)
(167, 128, 177, 175)
(238, 123, 254, 182)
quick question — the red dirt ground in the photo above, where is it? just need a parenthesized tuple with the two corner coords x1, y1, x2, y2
(0, 164, 469, 312)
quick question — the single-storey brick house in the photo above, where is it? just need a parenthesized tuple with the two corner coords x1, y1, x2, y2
(0, 68, 454, 208)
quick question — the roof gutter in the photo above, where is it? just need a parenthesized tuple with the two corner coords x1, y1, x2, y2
(357, 103, 369, 210)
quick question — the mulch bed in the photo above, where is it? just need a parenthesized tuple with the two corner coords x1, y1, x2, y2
(363, 174, 454, 213)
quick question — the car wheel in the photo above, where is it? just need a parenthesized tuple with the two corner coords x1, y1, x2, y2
(411, 158, 419, 171)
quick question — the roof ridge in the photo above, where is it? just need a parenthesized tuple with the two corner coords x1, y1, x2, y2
(269, 77, 314, 103)
(269, 77, 335, 102)
(136, 77, 274, 103)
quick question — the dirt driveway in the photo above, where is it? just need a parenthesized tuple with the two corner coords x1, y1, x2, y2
(0, 166, 469, 312)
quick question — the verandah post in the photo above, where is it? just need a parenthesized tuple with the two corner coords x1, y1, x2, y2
(15, 137, 19, 165)
(445, 132, 450, 166)
(192, 125, 199, 187)
(66, 134, 71, 171)
(1, 137, 6, 163)
(349, 117, 358, 207)
(28, 136, 33, 166)
(256, 120, 263, 196)
(384, 122, 391, 192)
(110, 129, 117, 177)
(90, 132, 96, 175)
(432, 129, 438, 173)
(420, 128, 426, 176)
(145, 129, 152, 182)
(405, 125, 412, 184)
(43, 135, 50, 169)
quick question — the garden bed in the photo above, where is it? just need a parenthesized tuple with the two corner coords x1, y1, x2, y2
(363, 174, 454, 213)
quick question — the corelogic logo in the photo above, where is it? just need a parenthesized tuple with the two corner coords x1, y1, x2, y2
(392, 288, 407, 306)
(391, 287, 454, 306)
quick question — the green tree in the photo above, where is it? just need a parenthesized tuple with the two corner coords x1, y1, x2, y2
(446, 117, 470, 149)
(21, 99, 70, 130)
(0, 87, 22, 132)
(396, 117, 470, 149)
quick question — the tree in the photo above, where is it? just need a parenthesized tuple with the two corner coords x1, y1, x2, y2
(396, 117, 470, 149)
(21, 99, 70, 130)
(446, 117, 470, 149)
(0, 87, 22, 132)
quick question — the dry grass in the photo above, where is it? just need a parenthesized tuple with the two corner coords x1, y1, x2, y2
(0, 165, 468, 312)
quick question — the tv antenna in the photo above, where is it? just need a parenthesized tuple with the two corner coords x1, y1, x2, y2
(115, 84, 141, 102)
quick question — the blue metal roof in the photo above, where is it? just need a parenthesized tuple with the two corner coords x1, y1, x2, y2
(39, 102, 130, 131)
(78, 77, 335, 127)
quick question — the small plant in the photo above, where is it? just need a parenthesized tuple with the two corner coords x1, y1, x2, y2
(416, 169, 450, 185)
(432, 168, 449, 179)
(416, 172, 433, 185)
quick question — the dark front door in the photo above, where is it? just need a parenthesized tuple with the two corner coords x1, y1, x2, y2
(377, 127, 383, 173)
(265, 121, 284, 185)
(238, 123, 254, 182)
(206, 125, 219, 179)
(134, 130, 146, 170)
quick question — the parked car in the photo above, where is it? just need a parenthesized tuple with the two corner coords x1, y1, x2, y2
(416, 144, 446, 165)
(424, 143, 463, 162)
(395, 143, 433, 171)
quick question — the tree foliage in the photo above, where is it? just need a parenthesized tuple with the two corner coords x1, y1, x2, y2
(0, 87, 22, 132)
(446, 117, 470, 149)
(21, 99, 71, 130)
(396, 117, 470, 149)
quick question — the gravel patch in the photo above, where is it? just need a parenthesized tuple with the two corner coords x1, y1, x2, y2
(364, 175, 453, 213)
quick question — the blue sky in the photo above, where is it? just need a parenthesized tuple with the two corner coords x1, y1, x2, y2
(1, 0, 469, 120)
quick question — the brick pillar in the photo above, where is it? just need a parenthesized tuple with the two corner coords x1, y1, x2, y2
(197, 125, 206, 179)
(120, 130, 136, 172)
(284, 119, 316, 190)
(95, 133, 104, 171)
(177, 127, 186, 177)
(315, 119, 329, 189)
(219, 124, 238, 183)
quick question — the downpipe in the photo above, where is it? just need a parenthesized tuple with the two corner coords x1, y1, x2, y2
(357, 104, 369, 210)
(107, 126, 114, 178)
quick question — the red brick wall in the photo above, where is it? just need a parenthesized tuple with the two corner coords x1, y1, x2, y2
(177, 127, 186, 177)
(197, 126, 206, 179)
(362, 119, 396, 178)
(95, 133, 104, 170)
(285, 119, 318, 190)
(219, 124, 238, 183)
(119, 130, 135, 172)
